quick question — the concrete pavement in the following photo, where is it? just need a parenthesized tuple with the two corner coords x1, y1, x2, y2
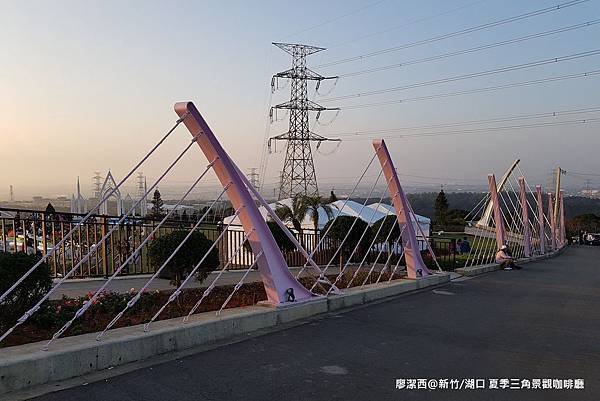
(50, 264, 395, 299)
(33, 246, 600, 401)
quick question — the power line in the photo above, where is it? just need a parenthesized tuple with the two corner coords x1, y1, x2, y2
(321, 50, 600, 102)
(280, 0, 387, 40)
(329, 0, 489, 49)
(315, 0, 589, 68)
(337, 68, 600, 110)
(342, 117, 600, 141)
(269, 42, 340, 200)
(333, 106, 600, 137)
(336, 20, 600, 78)
(563, 170, 600, 177)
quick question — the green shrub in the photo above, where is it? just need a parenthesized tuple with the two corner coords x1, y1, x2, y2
(266, 221, 296, 252)
(322, 216, 373, 263)
(148, 230, 218, 287)
(0, 253, 52, 330)
(371, 215, 401, 244)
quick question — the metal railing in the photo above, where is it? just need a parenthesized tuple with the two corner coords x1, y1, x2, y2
(0, 207, 460, 278)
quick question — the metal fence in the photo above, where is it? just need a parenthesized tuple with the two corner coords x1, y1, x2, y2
(0, 207, 462, 278)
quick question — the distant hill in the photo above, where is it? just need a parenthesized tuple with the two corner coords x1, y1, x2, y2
(354, 192, 600, 220)
(407, 192, 485, 218)
(408, 192, 600, 220)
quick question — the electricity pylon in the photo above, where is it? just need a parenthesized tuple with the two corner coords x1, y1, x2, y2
(269, 42, 340, 200)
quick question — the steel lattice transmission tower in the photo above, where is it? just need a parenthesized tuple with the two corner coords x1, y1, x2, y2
(269, 42, 339, 200)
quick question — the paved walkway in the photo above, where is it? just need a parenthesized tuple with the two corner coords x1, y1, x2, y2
(50, 264, 393, 300)
(51, 270, 268, 300)
(35, 246, 600, 400)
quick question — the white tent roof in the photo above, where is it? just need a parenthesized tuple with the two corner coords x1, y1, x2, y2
(164, 204, 197, 212)
(366, 203, 431, 224)
(223, 198, 431, 230)
(330, 200, 386, 224)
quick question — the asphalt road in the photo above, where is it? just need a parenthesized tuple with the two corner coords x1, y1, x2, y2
(34, 246, 600, 401)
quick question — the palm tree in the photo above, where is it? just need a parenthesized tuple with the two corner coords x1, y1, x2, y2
(302, 195, 334, 233)
(274, 196, 305, 238)
(275, 194, 334, 246)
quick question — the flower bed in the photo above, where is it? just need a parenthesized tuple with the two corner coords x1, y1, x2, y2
(1, 269, 404, 348)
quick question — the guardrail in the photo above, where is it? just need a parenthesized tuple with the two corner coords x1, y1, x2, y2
(0, 207, 459, 277)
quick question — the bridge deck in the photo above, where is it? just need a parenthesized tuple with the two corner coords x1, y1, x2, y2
(32, 246, 600, 401)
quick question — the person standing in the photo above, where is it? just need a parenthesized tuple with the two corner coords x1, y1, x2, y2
(460, 236, 471, 254)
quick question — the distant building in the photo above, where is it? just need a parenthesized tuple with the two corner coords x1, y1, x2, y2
(72, 171, 148, 217)
(70, 177, 87, 214)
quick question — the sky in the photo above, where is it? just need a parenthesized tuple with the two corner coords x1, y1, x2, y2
(1, 0, 600, 200)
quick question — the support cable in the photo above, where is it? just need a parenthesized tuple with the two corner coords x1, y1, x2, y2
(355, 216, 399, 287)
(0, 116, 187, 304)
(464, 192, 490, 222)
(505, 179, 528, 258)
(144, 207, 245, 332)
(183, 230, 254, 322)
(371, 225, 406, 285)
(216, 251, 264, 316)
(0, 138, 195, 344)
(310, 164, 385, 292)
(388, 250, 407, 282)
(467, 227, 487, 267)
(407, 201, 442, 271)
(43, 162, 215, 349)
(327, 181, 389, 294)
(497, 190, 519, 255)
(295, 153, 378, 280)
(346, 197, 395, 288)
(96, 185, 230, 340)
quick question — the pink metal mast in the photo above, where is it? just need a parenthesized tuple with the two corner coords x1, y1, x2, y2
(488, 174, 506, 250)
(372, 139, 431, 279)
(548, 193, 557, 251)
(174, 102, 315, 305)
(559, 190, 566, 246)
(536, 185, 546, 255)
(518, 177, 531, 257)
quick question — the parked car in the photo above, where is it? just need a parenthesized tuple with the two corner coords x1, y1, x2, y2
(584, 233, 600, 246)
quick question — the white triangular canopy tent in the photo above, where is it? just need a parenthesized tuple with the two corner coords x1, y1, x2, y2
(223, 198, 430, 236)
(221, 198, 431, 263)
(163, 204, 198, 213)
(223, 197, 342, 231)
(365, 203, 431, 238)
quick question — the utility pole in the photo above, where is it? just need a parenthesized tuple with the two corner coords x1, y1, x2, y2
(9, 185, 13, 201)
(136, 172, 147, 217)
(93, 172, 103, 199)
(585, 179, 592, 198)
(269, 42, 340, 200)
(136, 172, 145, 198)
(247, 168, 260, 190)
(553, 166, 563, 224)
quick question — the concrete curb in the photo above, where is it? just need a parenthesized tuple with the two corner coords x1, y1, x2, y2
(0, 273, 450, 395)
(454, 245, 568, 277)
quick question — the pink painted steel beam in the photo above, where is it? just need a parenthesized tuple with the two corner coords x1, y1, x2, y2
(174, 102, 314, 305)
(372, 139, 431, 279)
(488, 174, 506, 250)
(548, 193, 557, 251)
(518, 177, 531, 257)
(536, 186, 546, 255)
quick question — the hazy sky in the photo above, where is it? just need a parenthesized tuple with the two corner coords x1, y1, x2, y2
(1, 0, 600, 199)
